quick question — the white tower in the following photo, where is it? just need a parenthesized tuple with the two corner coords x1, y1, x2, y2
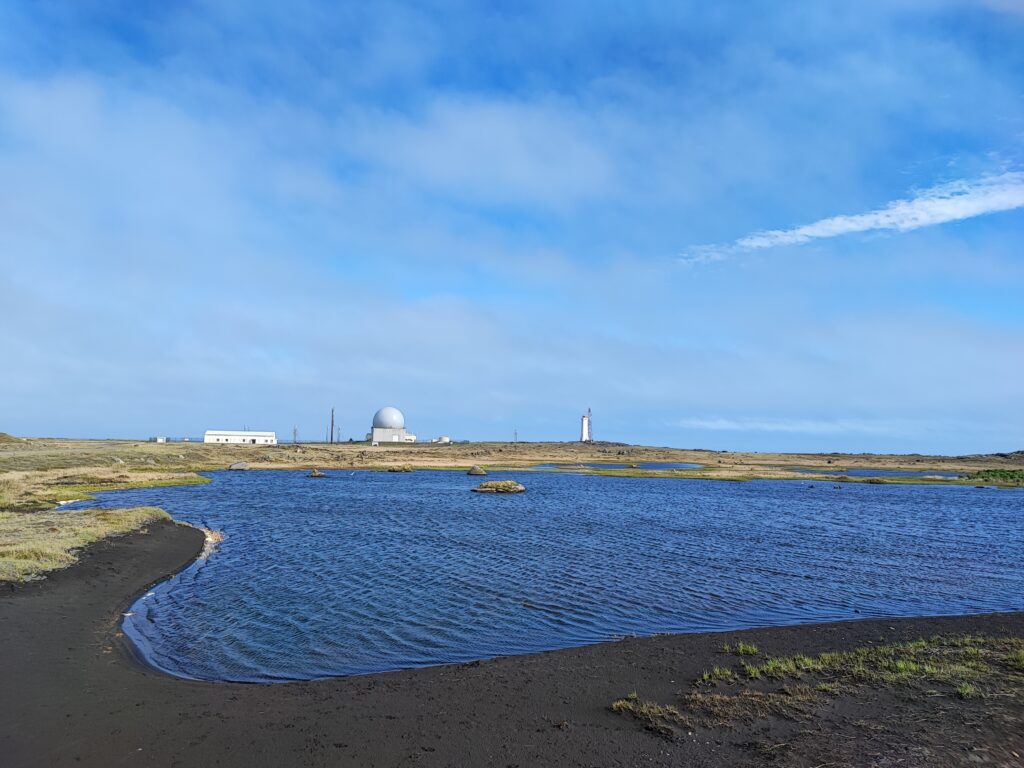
(580, 408, 593, 442)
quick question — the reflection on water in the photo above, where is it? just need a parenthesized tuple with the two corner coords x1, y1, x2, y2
(69, 470, 1023, 681)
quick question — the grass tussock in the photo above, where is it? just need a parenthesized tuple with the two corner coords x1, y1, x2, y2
(698, 666, 736, 684)
(0, 507, 170, 582)
(685, 685, 817, 727)
(722, 641, 759, 656)
(610, 693, 694, 736)
(612, 634, 1024, 736)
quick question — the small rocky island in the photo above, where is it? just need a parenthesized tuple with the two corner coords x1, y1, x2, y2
(471, 480, 526, 494)
(467, 465, 487, 476)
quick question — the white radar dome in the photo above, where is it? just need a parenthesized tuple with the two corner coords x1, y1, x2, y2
(372, 406, 405, 430)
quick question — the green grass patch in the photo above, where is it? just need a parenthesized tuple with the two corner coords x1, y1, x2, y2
(612, 634, 1024, 735)
(698, 666, 735, 684)
(0, 507, 171, 582)
(956, 682, 981, 699)
(739, 635, 1017, 686)
(1004, 649, 1024, 671)
(966, 469, 1024, 486)
(722, 641, 759, 656)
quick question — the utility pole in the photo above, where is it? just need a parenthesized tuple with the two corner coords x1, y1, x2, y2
(329, 407, 335, 445)
(293, 426, 298, 444)
(513, 427, 518, 444)
(335, 425, 341, 443)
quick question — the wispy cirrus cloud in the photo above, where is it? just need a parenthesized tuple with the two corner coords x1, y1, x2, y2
(683, 171, 1024, 264)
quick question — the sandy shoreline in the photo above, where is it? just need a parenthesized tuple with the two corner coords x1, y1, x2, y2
(1, 521, 1022, 767)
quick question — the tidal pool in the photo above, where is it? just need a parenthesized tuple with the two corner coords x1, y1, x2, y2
(70, 470, 1023, 681)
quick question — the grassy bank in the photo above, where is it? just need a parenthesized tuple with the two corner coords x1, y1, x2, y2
(0, 469, 211, 513)
(612, 633, 1024, 737)
(0, 507, 171, 582)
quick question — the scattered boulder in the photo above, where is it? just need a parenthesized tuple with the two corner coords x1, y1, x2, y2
(467, 465, 487, 476)
(472, 480, 526, 494)
(308, 468, 326, 478)
(387, 466, 414, 473)
(228, 462, 249, 471)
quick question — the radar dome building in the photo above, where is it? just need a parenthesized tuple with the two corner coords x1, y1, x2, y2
(367, 406, 417, 445)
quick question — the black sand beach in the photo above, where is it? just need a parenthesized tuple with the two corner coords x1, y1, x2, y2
(2, 520, 1022, 768)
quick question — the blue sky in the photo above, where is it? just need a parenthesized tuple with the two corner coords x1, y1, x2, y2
(1, 1, 1022, 453)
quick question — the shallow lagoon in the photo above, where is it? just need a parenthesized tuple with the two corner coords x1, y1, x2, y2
(70, 470, 1023, 681)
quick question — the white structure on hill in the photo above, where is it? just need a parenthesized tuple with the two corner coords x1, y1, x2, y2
(367, 406, 416, 445)
(204, 430, 277, 445)
(580, 408, 593, 442)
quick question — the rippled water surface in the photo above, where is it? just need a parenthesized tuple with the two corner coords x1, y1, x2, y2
(72, 471, 1023, 681)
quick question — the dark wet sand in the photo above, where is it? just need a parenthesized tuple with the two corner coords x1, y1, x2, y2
(2, 520, 1022, 767)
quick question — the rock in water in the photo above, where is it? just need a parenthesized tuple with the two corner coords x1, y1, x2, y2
(228, 462, 249, 471)
(467, 465, 487, 476)
(472, 480, 526, 494)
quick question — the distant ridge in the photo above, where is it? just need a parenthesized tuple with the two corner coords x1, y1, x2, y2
(963, 450, 1024, 463)
(0, 432, 23, 443)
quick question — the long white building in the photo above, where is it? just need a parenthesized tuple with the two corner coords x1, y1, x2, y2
(204, 430, 277, 445)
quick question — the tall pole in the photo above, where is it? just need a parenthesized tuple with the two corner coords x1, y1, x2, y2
(293, 426, 298, 444)
(330, 407, 335, 445)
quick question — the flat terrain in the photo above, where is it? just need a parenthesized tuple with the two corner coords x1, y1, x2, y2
(1, 522, 1021, 768)
(2, 435, 1022, 512)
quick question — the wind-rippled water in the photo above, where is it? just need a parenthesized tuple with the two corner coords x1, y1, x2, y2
(70, 471, 1023, 682)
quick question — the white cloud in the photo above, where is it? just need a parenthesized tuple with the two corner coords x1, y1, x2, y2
(683, 172, 1024, 263)
(676, 417, 914, 436)
(348, 97, 614, 209)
